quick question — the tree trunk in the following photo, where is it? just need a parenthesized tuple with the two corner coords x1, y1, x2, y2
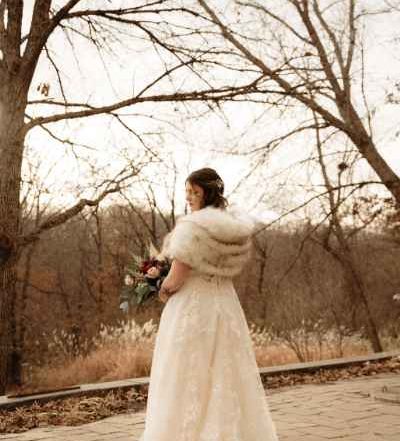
(344, 107, 400, 207)
(314, 112, 383, 353)
(10, 243, 37, 387)
(338, 250, 383, 352)
(0, 77, 26, 395)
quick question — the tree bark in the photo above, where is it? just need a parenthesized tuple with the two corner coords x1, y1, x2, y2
(10, 243, 38, 386)
(0, 75, 26, 393)
(345, 111, 400, 206)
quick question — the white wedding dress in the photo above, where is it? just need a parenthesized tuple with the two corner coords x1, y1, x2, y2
(138, 272, 279, 441)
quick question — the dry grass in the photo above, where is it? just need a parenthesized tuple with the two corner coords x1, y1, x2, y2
(29, 342, 153, 391)
(249, 324, 374, 367)
(12, 319, 400, 396)
(253, 343, 370, 367)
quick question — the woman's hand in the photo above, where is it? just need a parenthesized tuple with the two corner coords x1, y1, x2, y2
(158, 287, 172, 303)
(158, 259, 191, 303)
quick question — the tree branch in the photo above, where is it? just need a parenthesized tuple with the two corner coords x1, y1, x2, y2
(22, 0, 81, 79)
(24, 84, 258, 131)
(18, 167, 142, 247)
(197, 0, 348, 134)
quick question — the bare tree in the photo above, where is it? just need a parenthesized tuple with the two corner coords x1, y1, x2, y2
(1, 0, 398, 393)
(0, 0, 264, 393)
(311, 112, 382, 351)
(194, 0, 400, 204)
(11, 156, 54, 386)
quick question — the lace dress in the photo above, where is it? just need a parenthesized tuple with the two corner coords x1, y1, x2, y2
(138, 272, 279, 441)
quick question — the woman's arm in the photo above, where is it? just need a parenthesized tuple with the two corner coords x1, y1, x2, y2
(159, 259, 191, 303)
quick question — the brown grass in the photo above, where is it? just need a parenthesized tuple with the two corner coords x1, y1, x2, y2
(254, 342, 371, 367)
(24, 341, 153, 392)
(12, 321, 400, 396)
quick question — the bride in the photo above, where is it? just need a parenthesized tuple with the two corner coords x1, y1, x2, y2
(138, 167, 279, 441)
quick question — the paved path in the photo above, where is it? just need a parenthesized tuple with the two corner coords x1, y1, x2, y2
(1, 373, 399, 441)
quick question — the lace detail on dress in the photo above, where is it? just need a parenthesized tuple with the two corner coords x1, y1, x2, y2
(139, 273, 279, 441)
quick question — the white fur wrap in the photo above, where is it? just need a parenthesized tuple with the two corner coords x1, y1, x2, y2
(161, 206, 255, 277)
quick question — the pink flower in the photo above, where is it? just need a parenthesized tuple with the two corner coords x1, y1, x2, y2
(146, 266, 161, 279)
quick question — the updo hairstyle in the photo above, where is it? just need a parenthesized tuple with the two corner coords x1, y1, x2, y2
(186, 167, 228, 209)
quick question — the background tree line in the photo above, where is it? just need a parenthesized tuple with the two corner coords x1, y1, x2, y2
(14, 190, 400, 385)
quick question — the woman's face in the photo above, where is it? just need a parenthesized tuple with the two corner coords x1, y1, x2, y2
(185, 181, 205, 212)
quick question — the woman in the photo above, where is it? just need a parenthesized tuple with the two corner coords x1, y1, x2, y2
(138, 168, 279, 441)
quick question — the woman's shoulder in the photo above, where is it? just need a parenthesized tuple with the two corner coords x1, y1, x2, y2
(176, 205, 255, 242)
(160, 205, 254, 278)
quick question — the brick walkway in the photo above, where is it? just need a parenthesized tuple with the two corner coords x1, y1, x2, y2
(2, 373, 399, 441)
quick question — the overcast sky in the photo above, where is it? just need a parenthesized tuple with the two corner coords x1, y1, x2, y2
(21, 0, 400, 223)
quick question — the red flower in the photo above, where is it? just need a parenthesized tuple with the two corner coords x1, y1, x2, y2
(139, 258, 159, 274)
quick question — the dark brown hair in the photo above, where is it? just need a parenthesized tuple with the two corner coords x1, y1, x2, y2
(186, 167, 228, 209)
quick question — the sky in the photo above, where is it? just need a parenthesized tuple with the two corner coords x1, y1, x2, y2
(21, 0, 400, 224)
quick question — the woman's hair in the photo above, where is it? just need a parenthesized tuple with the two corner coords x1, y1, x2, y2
(186, 167, 228, 209)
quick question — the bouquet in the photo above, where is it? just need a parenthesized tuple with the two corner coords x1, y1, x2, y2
(120, 244, 171, 312)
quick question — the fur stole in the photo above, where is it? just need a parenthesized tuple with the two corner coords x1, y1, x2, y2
(161, 206, 255, 277)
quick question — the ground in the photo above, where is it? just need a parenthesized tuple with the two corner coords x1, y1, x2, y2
(1, 372, 399, 441)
